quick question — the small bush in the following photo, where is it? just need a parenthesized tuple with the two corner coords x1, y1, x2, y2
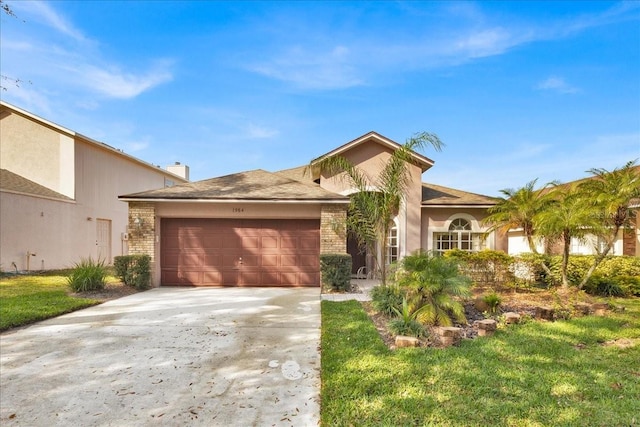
(617, 275, 640, 296)
(388, 318, 426, 338)
(320, 253, 352, 292)
(483, 292, 502, 314)
(371, 284, 404, 316)
(67, 258, 107, 292)
(113, 255, 151, 290)
(583, 274, 625, 297)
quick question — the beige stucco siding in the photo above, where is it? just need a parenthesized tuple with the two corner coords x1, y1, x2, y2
(318, 139, 425, 256)
(0, 112, 75, 198)
(0, 105, 187, 271)
(0, 192, 79, 270)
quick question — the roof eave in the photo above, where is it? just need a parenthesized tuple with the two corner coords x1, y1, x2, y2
(118, 197, 350, 204)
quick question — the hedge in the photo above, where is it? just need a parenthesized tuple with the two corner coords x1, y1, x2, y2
(320, 253, 352, 292)
(113, 255, 151, 290)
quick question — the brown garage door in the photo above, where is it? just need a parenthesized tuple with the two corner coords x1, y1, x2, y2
(161, 218, 320, 287)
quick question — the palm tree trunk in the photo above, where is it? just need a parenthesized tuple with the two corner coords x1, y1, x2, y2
(578, 229, 617, 289)
(526, 235, 554, 277)
(561, 231, 571, 288)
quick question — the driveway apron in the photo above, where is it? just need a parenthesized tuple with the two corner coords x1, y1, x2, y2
(0, 287, 321, 426)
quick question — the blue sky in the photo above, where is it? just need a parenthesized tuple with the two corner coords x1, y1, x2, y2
(1, 1, 639, 196)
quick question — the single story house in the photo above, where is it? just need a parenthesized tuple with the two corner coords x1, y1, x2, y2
(121, 132, 504, 287)
(0, 101, 189, 271)
(507, 166, 640, 257)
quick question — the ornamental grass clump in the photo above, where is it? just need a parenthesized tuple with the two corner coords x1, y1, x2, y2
(67, 258, 107, 292)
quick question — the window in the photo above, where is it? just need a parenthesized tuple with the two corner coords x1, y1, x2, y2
(433, 218, 486, 255)
(387, 223, 399, 265)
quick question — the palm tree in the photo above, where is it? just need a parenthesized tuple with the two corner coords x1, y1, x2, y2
(396, 250, 471, 326)
(483, 179, 554, 253)
(576, 160, 640, 288)
(536, 184, 598, 288)
(482, 179, 555, 276)
(313, 132, 444, 283)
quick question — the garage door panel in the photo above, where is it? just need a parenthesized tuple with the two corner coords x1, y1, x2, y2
(161, 218, 319, 287)
(179, 252, 202, 267)
(202, 271, 222, 285)
(281, 255, 297, 267)
(222, 236, 242, 249)
(299, 254, 319, 267)
(261, 254, 278, 267)
(281, 272, 297, 285)
(299, 237, 319, 250)
(261, 271, 280, 284)
(203, 253, 223, 267)
(261, 236, 278, 249)
(281, 237, 298, 249)
(241, 255, 259, 267)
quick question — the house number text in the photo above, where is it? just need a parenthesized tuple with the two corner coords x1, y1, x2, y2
(233, 208, 245, 213)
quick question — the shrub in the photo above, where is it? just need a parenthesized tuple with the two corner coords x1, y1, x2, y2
(395, 250, 471, 326)
(67, 258, 107, 292)
(320, 253, 352, 292)
(388, 297, 427, 338)
(113, 255, 151, 290)
(583, 274, 625, 297)
(446, 249, 515, 289)
(371, 284, 404, 316)
(617, 275, 640, 296)
(482, 292, 502, 314)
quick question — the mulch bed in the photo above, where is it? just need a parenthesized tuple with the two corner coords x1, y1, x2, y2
(72, 281, 141, 302)
(361, 286, 599, 350)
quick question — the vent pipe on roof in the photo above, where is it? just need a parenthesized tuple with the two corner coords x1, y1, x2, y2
(166, 162, 189, 180)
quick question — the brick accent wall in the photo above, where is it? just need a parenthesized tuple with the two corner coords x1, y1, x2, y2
(128, 202, 156, 263)
(320, 204, 347, 254)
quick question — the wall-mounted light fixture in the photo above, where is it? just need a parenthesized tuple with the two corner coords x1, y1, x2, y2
(133, 215, 143, 229)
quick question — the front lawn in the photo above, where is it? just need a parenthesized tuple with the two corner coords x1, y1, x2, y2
(321, 299, 640, 426)
(0, 271, 119, 331)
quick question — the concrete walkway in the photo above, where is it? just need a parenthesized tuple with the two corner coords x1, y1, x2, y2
(0, 287, 320, 427)
(319, 279, 379, 302)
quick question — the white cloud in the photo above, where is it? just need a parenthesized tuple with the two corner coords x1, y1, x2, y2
(246, 124, 279, 139)
(1, 2, 173, 105)
(21, 0, 87, 42)
(251, 45, 363, 90)
(79, 64, 173, 99)
(536, 76, 581, 94)
(246, 2, 637, 91)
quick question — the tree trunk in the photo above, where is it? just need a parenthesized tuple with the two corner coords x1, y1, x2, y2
(577, 228, 618, 289)
(526, 235, 554, 277)
(561, 231, 571, 288)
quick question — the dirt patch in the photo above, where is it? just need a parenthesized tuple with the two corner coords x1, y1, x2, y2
(602, 338, 639, 349)
(72, 281, 140, 302)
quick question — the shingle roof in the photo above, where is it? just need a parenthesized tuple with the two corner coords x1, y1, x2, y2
(120, 169, 348, 202)
(0, 169, 73, 201)
(422, 183, 497, 206)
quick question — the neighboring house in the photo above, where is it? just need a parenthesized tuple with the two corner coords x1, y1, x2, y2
(507, 167, 640, 257)
(0, 101, 189, 271)
(121, 131, 503, 287)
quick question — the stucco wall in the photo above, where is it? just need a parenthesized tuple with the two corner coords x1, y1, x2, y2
(0, 111, 74, 198)
(420, 207, 500, 253)
(318, 139, 425, 257)
(0, 106, 187, 271)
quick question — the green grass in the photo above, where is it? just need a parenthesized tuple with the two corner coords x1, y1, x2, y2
(321, 299, 640, 427)
(0, 271, 115, 331)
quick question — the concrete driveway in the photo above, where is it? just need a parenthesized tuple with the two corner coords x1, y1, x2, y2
(0, 287, 320, 426)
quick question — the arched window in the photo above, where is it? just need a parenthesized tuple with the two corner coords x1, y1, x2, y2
(433, 217, 486, 255)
